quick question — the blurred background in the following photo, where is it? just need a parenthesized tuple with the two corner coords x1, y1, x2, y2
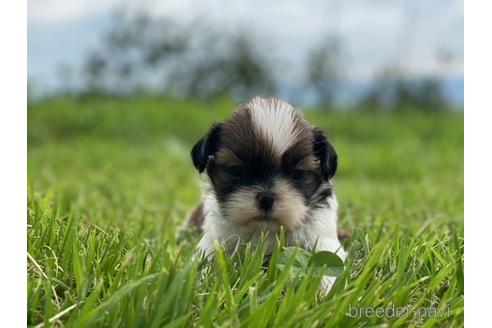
(28, 0, 463, 110)
(27, 0, 464, 233)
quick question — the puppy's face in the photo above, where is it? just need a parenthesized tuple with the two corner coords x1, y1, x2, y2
(191, 97, 337, 232)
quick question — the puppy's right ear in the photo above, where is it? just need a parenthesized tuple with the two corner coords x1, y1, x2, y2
(191, 123, 222, 173)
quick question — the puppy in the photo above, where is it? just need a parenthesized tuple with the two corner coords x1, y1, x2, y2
(188, 97, 347, 291)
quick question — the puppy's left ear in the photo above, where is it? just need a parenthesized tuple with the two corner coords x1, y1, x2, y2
(312, 127, 338, 180)
(191, 123, 222, 173)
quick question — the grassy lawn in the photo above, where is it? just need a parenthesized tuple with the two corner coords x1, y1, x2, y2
(27, 96, 464, 327)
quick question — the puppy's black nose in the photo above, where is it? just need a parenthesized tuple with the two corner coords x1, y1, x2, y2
(256, 191, 275, 212)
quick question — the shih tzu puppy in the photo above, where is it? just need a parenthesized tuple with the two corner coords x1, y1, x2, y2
(187, 97, 347, 291)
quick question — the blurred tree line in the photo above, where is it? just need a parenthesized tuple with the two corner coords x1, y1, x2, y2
(58, 10, 449, 111)
(360, 67, 447, 112)
(80, 12, 274, 101)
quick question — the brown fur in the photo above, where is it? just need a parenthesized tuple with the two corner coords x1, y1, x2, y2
(213, 101, 318, 174)
(185, 202, 206, 231)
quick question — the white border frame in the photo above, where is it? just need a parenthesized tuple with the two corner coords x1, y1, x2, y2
(0, 0, 27, 325)
(464, 0, 492, 326)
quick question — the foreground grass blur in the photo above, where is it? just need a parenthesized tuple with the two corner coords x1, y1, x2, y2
(28, 96, 463, 327)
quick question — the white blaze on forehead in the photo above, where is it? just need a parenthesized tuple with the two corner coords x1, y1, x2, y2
(248, 97, 299, 155)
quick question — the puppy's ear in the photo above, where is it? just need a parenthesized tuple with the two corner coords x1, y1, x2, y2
(312, 127, 338, 180)
(191, 123, 222, 173)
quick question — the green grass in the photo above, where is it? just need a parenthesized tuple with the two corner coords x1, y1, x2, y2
(28, 96, 464, 327)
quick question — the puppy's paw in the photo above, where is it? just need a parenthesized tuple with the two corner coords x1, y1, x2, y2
(319, 275, 338, 296)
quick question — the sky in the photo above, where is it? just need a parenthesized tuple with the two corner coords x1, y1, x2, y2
(28, 0, 464, 102)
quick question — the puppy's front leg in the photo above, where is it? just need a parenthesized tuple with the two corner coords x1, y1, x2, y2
(314, 238, 347, 295)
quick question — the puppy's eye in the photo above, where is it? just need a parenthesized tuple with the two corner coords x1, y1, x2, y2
(225, 165, 243, 178)
(292, 169, 307, 181)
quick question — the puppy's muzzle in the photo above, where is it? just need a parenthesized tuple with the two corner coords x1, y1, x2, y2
(256, 191, 275, 214)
